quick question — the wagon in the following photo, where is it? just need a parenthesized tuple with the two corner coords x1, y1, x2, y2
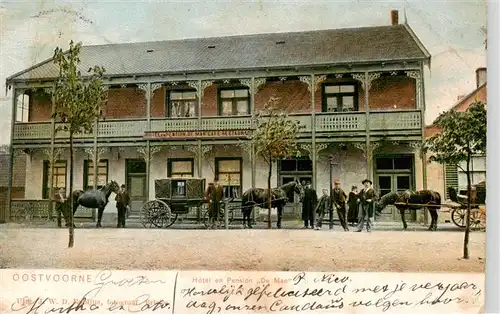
(140, 177, 206, 228)
(448, 185, 486, 231)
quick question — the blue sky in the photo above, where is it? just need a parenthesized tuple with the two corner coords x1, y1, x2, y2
(0, 0, 487, 144)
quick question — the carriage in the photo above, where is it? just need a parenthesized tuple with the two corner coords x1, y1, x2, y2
(140, 177, 207, 228)
(448, 184, 486, 231)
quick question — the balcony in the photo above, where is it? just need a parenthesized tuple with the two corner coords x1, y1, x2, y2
(12, 110, 421, 142)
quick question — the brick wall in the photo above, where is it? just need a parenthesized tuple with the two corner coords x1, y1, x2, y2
(27, 75, 417, 121)
(369, 76, 416, 110)
(29, 98, 51, 122)
(104, 87, 147, 118)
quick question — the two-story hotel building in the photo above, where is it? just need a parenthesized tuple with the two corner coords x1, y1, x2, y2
(5, 11, 431, 223)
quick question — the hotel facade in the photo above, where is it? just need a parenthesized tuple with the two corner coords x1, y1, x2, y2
(5, 11, 431, 223)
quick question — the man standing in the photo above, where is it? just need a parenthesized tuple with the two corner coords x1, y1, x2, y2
(206, 179, 224, 229)
(356, 179, 376, 232)
(115, 184, 130, 228)
(53, 187, 70, 228)
(331, 179, 349, 231)
(301, 182, 317, 229)
(314, 189, 330, 230)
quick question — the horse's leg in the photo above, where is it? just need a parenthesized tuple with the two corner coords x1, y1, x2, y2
(399, 207, 407, 230)
(429, 208, 438, 231)
(96, 206, 104, 228)
(242, 208, 248, 228)
(427, 207, 434, 230)
(247, 206, 253, 229)
(277, 205, 282, 229)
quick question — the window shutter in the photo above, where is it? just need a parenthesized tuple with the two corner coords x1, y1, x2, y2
(444, 163, 458, 198)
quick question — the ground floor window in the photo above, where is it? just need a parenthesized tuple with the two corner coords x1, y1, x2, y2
(168, 158, 194, 178)
(215, 157, 242, 198)
(374, 155, 414, 197)
(457, 156, 486, 192)
(83, 160, 109, 190)
(42, 160, 67, 199)
(168, 158, 194, 196)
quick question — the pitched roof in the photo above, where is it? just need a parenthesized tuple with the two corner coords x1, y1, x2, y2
(0, 153, 26, 187)
(424, 82, 487, 137)
(7, 24, 430, 83)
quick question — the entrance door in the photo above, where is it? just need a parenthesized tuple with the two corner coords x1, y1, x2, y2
(126, 159, 147, 215)
(281, 175, 311, 217)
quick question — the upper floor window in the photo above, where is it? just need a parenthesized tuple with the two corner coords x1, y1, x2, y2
(322, 84, 358, 112)
(168, 90, 197, 118)
(219, 88, 250, 116)
(16, 93, 30, 122)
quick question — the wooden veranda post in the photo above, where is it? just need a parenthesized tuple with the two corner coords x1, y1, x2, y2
(6, 88, 17, 222)
(48, 87, 56, 221)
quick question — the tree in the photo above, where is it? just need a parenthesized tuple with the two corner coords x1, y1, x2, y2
(52, 40, 107, 248)
(242, 97, 301, 228)
(423, 101, 487, 259)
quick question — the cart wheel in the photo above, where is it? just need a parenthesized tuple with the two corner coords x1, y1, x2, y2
(223, 205, 236, 226)
(470, 209, 486, 231)
(202, 204, 210, 228)
(451, 207, 467, 228)
(149, 200, 177, 229)
(141, 200, 170, 228)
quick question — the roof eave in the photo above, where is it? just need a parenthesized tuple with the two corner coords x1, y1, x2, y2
(403, 22, 431, 62)
(6, 57, 428, 84)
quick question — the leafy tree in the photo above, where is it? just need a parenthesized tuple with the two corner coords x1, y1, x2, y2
(52, 40, 107, 248)
(423, 101, 486, 259)
(242, 97, 301, 228)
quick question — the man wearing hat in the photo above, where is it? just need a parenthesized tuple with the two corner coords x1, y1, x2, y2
(301, 181, 317, 229)
(330, 179, 349, 231)
(356, 178, 377, 232)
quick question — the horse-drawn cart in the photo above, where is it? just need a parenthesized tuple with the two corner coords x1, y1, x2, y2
(140, 178, 206, 228)
(448, 185, 486, 231)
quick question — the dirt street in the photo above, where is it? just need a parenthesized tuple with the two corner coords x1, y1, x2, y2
(0, 226, 485, 273)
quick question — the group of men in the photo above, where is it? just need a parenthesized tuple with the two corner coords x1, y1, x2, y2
(300, 178, 377, 232)
(52, 184, 130, 228)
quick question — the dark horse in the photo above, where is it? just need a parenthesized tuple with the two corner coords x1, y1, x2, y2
(69, 180, 120, 228)
(241, 180, 304, 229)
(375, 189, 442, 231)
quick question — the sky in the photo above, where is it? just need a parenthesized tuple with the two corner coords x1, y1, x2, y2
(0, 0, 488, 145)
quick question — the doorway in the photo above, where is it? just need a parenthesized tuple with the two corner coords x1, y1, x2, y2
(126, 159, 147, 215)
(375, 155, 415, 221)
(278, 158, 312, 218)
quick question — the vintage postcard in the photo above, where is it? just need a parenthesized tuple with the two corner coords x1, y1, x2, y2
(0, 1, 492, 313)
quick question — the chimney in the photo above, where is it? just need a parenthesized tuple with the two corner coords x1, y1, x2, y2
(391, 10, 399, 25)
(475, 67, 487, 88)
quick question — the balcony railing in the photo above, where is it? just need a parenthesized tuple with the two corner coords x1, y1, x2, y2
(316, 112, 366, 132)
(12, 110, 421, 141)
(369, 110, 421, 130)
